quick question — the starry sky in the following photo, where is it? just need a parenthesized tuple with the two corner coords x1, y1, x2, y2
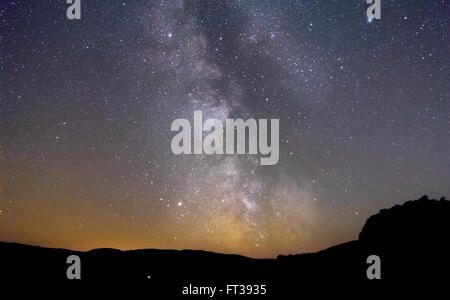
(0, 0, 449, 258)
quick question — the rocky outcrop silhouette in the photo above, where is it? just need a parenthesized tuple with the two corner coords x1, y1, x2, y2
(358, 195, 450, 280)
(360, 195, 450, 247)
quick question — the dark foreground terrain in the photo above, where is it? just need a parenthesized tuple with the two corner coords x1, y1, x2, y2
(1, 196, 449, 295)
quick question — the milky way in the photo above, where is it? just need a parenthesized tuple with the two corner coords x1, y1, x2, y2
(0, 0, 449, 257)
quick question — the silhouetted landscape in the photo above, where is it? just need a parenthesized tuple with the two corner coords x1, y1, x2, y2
(1, 195, 449, 295)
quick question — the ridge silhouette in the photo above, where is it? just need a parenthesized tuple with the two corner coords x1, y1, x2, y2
(1, 195, 449, 292)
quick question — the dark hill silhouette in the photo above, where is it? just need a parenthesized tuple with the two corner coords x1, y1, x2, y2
(1, 195, 449, 294)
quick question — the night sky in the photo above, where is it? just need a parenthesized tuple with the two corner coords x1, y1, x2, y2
(0, 0, 449, 258)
